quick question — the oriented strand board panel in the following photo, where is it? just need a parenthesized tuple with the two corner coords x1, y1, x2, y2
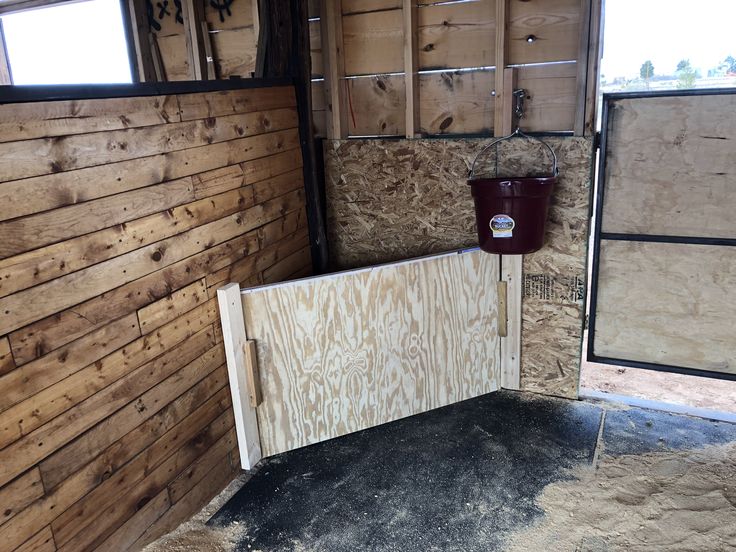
(602, 94, 736, 238)
(242, 249, 501, 457)
(0, 84, 311, 552)
(324, 137, 593, 399)
(594, 241, 736, 374)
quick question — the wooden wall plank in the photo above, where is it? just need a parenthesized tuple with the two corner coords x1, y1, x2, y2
(209, 27, 257, 78)
(40, 362, 228, 492)
(517, 61, 577, 132)
(0, 314, 141, 413)
(0, 177, 196, 260)
(417, 0, 496, 70)
(241, 147, 303, 184)
(0, 126, 298, 224)
(0, 336, 15, 376)
(419, 70, 495, 135)
(0, 84, 310, 552)
(137, 279, 209, 334)
(8, 231, 259, 365)
(177, 86, 296, 120)
(0, 468, 45, 528)
(242, 249, 500, 457)
(508, 0, 580, 64)
(0, 108, 297, 183)
(343, 9, 403, 75)
(347, 75, 405, 136)
(261, 245, 311, 283)
(14, 526, 55, 552)
(342, 0, 400, 13)
(0, 189, 299, 336)
(0, 95, 180, 143)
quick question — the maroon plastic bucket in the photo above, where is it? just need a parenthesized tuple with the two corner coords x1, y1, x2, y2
(468, 175, 556, 254)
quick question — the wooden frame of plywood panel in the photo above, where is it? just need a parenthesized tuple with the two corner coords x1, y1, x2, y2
(0, 79, 314, 552)
(313, 0, 602, 138)
(219, 247, 501, 459)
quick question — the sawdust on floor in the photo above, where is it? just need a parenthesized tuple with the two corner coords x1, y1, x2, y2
(507, 441, 736, 552)
(143, 473, 250, 552)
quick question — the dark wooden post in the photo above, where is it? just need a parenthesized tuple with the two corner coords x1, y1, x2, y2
(256, 0, 329, 274)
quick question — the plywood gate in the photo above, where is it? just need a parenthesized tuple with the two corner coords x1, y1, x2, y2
(589, 91, 736, 379)
(220, 249, 501, 461)
(0, 82, 312, 552)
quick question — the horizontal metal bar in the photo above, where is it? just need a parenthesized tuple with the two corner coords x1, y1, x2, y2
(588, 354, 736, 382)
(603, 87, 736, 102)
(0, 78, 294, 104)
(600, 233, 736, 247)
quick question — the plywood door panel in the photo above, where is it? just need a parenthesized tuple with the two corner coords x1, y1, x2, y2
(601, 94, 736, 238)
(242, 249, 500, 457)
(594, 240, 736, 373)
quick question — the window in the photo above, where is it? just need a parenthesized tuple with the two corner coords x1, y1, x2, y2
(601, 0, 736, 94)
(1, 0, 132, 85)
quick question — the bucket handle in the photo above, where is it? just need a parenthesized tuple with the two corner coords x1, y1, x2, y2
(469, 128, 559, 179)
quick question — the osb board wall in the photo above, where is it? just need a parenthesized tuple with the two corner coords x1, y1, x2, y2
(0, 85, 312, 552)
(243, 249, 500, 457)
(324, 137, 593, 398)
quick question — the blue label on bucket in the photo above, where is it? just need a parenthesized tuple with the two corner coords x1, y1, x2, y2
(490, 214, 515, 238)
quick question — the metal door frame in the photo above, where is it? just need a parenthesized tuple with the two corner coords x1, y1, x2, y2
(587, 88, 736, 382)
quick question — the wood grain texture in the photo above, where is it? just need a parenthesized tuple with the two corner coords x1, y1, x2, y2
(346, 74, 405, 136)
(508, 0, 580, 64)
(0, 85, 309, 552)
(419, 70, 495, 135)
(342, 9, 403, 75)
(324, 137, 593, 399)
(602, 94, 736, 238)
(242, 249, 500, 457)
(417, 0, 496, 70)
(594, 241, 736, 374)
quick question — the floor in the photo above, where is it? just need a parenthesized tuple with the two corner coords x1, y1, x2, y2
(146, 391, 736, 552)
(581, 360, 736, 415)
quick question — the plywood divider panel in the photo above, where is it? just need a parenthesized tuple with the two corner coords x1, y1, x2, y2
(500, 255, 521, 390)
(242, 249, 500, 457)
(217, 283, 262, 469)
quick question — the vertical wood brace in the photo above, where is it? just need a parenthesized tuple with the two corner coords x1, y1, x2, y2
(574, 0, 592, 136)
(126, 0, 157, 82)
(499, 67, 517, 136)
(402, 0, 419, 138)
(493, 0, 509, 136)
(217, 283, 262, 469)
(584, 0, 604, 136)
(251, 0, 260, 42)
(201, 21, 217, 79)
(243, 340, 263, 407)
(148, 33, 165, 81)
(183, 0, 207, 80)
(497, 281, 508, 338)
(500, 255, 521, 390)
(320, 0, 348, 139)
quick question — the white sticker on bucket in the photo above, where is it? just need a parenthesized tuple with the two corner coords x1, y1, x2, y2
(490, 214, 515, 238)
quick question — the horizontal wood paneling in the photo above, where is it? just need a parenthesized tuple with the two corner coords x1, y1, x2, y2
(417, 0, 496, 70)
(347, 75, 406, 136)
(343, 9, 403, 75)
(508, 0, 581, 64)
(0, 86, 311, 552)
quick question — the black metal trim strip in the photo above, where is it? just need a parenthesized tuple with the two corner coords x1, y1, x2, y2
(0, 78, 293, 104)
(600, 233, 736, 247)
(604, 87, 736, 102)
(589, 355, 736, 382)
